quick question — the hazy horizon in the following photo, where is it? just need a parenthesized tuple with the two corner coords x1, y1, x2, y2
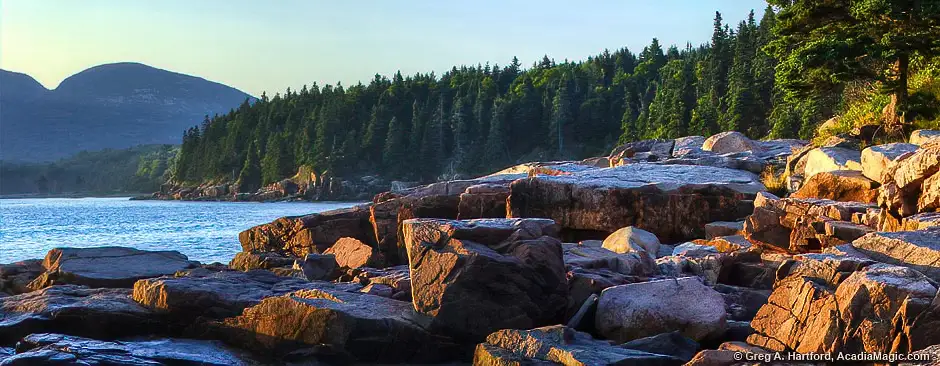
(2, 0, 766, 97)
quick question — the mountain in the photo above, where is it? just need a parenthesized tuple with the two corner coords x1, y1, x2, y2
(0, 63, 253, 162)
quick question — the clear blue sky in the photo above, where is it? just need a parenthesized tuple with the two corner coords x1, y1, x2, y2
(1, 0, 767, 96)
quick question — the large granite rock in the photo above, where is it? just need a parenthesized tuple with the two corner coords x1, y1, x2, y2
(2, 333, 261, 365)
(371, 175, 525, 265)
(791, 170, 879, 203)
(861, 143, 918, 183)
(295, 253, 339, 281)
(473, 325, 680, 366)
(595, 277, 727, 343)
(219, 288, 443, 363)
(802, 147, 862, 180)
(609, 139, 675, 165)
(402, 218, 568, 341)
(672, 136, 706, 157)
(457, 183, 510, 220)
(702, 131, 759, 155)
(621, 331, 699, 363)
(27, 247, 198, 290)
(509, 164, 763, 243)
(704, 221, 744, 239)
(743, 192, 875, 252)
(602, 226, 661, 257)
(323, 237, 384, 269)
(879, 143, 940, 217)
(341, 265, 412, 301)
(228, 252, 294, 272)
(911, 130, 940, 145)
(239, 204, 374, 257)
(748, 263, 939, 354)
(562, 241, 655, 276)
(851, 228, 940, 282)
(0, 285, 160, 343)
(133, 269, 360, 319)
(0, 260, 43, 295)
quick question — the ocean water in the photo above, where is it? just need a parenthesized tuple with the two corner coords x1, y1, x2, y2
(0, 197, 359, 264)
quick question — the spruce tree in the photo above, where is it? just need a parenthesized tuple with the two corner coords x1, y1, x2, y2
(383, 117, 406, 174)
(550, 75, 574, 156)
(236, 140, 262, 193)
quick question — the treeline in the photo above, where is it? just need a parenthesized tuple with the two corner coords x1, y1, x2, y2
(168, 6, 897, 190)
(0, 145, 175, 196)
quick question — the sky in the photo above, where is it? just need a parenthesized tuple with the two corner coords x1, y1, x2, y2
(1, 0, 767, 97)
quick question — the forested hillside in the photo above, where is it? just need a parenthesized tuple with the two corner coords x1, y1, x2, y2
(0, 145, 175, 196)
(173, 4, 940, 192)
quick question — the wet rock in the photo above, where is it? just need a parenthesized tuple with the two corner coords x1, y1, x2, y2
(228, 252, 294, 272)
(861, 143, 918, 183)
(473, 325, 680, 366)
(0, 260, 43, 295)
(702, 131, 759, 155)
(509, 164, 763, 243)
(403, 218, 567, 341)
(3, 333, 261, 365)
(219, 288, 443, 363)
(911, 130, 940, 146)
(595, 277, 727, 343)
(851, 228, 940, 282)
(620, 331, 699, 363)
(0, 285, 159, 343)
(705, 221, 744, 240)
(602, 226, 661, 257)
(323, 237, 383, 269)
(239, 205, 374, 258)
(791, 170, 879, 203)
(132, 269, 360, 319)
(27, 247, 198, 290)
(802, 147, 862, 180)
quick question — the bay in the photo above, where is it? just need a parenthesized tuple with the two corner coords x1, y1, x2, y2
(0, 197, 358, 264)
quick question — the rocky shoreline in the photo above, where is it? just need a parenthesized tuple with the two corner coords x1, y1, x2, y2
(3, 129, 940, 365)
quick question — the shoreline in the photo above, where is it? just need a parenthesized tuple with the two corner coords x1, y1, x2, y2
(0, 192, 144, 200)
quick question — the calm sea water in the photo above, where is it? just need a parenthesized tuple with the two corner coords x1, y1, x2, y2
(0, 197, 358, 264)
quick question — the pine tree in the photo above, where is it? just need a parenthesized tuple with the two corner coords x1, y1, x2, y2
(768, 0, 940, 131)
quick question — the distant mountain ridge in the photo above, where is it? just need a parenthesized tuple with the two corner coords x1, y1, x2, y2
(0, 62, 254, 162)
